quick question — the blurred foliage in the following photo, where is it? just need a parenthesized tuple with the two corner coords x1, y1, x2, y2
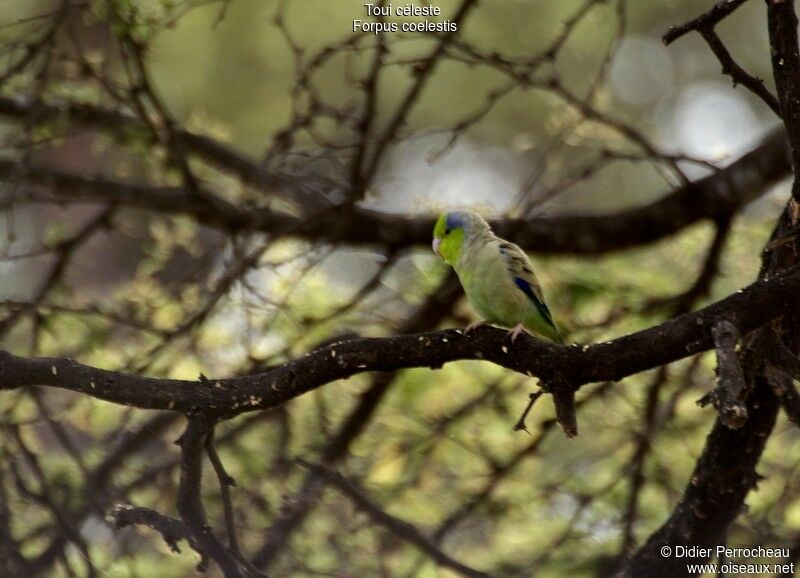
(0, 0, 797, 577)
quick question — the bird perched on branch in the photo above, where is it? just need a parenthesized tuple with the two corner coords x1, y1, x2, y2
(432, 210, 563, 343)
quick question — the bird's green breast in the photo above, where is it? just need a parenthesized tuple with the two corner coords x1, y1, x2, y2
(438, 228, 464, 265)
(455, 240, 561, 341)
(456, 241, 522, 326)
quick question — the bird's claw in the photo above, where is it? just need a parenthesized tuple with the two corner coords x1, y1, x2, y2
(464, 320, 486, 335)
(507, 323, 526, 343)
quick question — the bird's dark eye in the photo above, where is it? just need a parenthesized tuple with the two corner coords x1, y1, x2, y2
(444, 228, 452, 235)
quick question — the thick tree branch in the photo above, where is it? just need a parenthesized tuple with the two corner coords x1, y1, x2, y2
(1, 270, 799, 419)
(551, 382, 578, 437)
(6, 2, 797, 576)
(0, 107, 790, 255)
(622, 7, 800, 571)
(176, 418, 246, 578)
(767, 0, 800, 201)
(699, 320, 749, 428)
(616, 349, 780, 577)
(251, 276, 462, 570)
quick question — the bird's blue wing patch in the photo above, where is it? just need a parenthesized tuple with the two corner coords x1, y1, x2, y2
(514, 276, 555, 327)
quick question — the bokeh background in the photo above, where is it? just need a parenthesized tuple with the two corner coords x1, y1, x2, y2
(0, 1, 797, 577)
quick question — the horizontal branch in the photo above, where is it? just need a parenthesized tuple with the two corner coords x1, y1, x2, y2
(1, 269, 800, 418)
(272, 129, 791, 254)
(0, 97, 791, 254)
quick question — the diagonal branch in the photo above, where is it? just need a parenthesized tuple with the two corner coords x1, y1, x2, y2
(205, 433, 240, 555)
(664, 1, 779, 114)
(361, 0, 478, 185)
(622, 7, 800, 572)
(663, 0, 751, 45)
(760, 330, 800, 427)
(764, 364, 800, 428)
(1, 269, 800, 419)
(617, 351, 780, 577)
(698, 27, 780, 114)
(107, 504, 189, 554)
(298, 460, 490, 578)
(251, 276, 462, 571)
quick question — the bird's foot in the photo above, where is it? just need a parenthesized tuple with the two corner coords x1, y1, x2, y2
(507, 323, 527, 343)
(464, 320, 486, 335)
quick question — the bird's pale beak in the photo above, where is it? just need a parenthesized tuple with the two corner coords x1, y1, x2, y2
(432, 238, 441, 256)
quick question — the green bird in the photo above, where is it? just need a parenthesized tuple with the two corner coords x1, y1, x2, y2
(432, 210, 563, 343)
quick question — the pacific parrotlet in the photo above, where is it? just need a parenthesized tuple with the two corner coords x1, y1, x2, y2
(432, 210, 563, 343)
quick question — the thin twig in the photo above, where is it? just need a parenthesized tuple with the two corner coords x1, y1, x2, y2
(663, 0, 750, 45)
(512, 390, 544, 433)
(297, 460, 491, 578)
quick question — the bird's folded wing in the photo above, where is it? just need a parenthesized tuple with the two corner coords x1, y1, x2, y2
(498, 241, 555, 326)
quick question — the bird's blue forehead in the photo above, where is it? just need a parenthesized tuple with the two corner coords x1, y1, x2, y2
(445, 212, 468, 230)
